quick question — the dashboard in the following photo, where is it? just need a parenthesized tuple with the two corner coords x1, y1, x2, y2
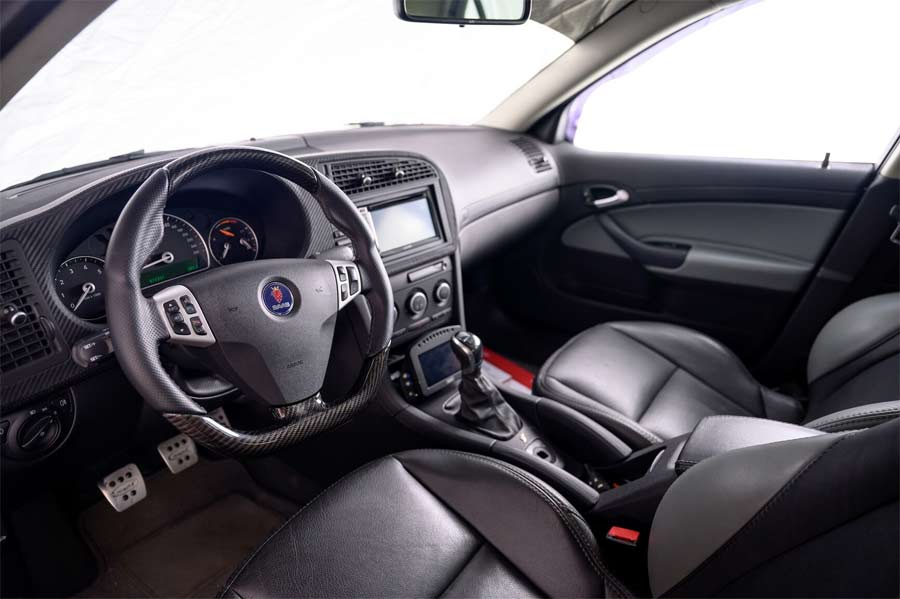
(0, 126, 560, 467)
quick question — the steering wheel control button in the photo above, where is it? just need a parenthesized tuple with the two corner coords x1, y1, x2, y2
(153, 285, 216, 347)
(97, 464, 147, 512)
(327, 260, 363, 311)
(157, 434, 198, 474)
(189, 316, 206, 335)
(180, 295, 197, 314)
(261, 281, 294, 316)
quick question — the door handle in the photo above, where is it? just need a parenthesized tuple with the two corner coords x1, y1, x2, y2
(584, 186, 630, 209)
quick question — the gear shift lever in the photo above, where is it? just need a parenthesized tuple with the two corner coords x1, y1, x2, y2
(451, 331, 522, 439)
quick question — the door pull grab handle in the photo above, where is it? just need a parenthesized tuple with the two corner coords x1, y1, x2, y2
(586, 188, 630, 209)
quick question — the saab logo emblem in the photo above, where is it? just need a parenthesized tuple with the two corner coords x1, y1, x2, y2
(262, 282, 294, 316)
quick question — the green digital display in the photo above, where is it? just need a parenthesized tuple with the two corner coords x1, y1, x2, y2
(140, 258, 201, 288)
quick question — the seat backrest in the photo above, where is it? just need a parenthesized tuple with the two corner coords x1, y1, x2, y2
(804, 293, 899, 421)
(647, 419, 899, 597)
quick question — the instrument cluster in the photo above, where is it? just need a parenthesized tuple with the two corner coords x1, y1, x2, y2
(55, 211, 262, 322)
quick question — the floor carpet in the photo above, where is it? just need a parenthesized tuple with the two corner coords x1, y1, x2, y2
(77, 458, 296, 598)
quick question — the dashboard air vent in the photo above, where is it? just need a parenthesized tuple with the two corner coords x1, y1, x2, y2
(510, 137, 553, 173)
(1, 244, 54, 374)
(328, 158, 436, 195)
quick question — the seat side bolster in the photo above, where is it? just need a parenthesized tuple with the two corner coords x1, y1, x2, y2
(807, 293, 900, 385)
(803, 400, 900, 433)
(651, 420, 899, 597)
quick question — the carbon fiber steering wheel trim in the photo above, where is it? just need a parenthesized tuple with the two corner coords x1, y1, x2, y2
(105, 146, 392, 455)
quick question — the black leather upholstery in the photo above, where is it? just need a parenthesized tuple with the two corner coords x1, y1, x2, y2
(650, 419, 899, 597)
(675, 415, 823, 473)
(222, 432, 898, 598)
(534, 322, 802, 447)
(534, 294, 899, 448)
(221, 450, 626, 599)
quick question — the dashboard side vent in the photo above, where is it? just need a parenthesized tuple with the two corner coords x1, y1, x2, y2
(1, 244, 54, 374)
(328, 158, 436, 195)
(510, 137, 553, 173)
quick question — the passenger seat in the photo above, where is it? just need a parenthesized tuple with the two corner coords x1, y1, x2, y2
(533, 293, 900, 448)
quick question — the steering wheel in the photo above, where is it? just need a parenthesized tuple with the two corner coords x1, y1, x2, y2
(104, 147, 393, 456)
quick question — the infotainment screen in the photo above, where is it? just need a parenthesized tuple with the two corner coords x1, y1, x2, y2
(418, 341, 461, 387)
(370, 196, 438, 253)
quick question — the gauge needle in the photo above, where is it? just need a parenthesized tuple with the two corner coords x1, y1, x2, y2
(73, 282, 95, 312)
(222, 242, 231, 260)
(219, 228, 235, 237)
(142, 251, 175, 270)
(240, 238, 253, 251)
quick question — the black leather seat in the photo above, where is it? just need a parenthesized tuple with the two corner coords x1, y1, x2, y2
(534, 293, 900, 448)
(221, 422, 898, 597)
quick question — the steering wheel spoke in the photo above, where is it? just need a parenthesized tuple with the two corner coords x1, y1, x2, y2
(105, 147, 392, 456)
(151, 285, 217, 347)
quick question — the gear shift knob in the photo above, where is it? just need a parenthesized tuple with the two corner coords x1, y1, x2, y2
(451, 331, 483, 375)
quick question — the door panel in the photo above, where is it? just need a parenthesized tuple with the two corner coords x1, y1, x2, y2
(495, 148, 874, 364)
(565, 203, 844, 292)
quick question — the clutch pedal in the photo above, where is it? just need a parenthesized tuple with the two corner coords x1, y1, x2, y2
(98, 463, 147, 512)
(157, 433, 198, 474)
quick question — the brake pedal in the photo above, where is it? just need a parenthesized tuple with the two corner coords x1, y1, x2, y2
(157, 433, 198, 474)
(98, 464, 147, 512)
(207, 406, 231, 428)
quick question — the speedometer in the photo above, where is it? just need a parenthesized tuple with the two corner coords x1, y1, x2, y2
(139, 214, 210, 288)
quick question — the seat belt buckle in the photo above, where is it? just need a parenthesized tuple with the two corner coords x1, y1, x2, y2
(606, 526, 640, 547)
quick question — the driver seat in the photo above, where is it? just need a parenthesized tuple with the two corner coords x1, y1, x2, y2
(220, 420, 898, 598)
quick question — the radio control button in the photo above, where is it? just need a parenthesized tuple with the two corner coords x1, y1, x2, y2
(407, 291, 428, 318)
(434, 281, 451, 304)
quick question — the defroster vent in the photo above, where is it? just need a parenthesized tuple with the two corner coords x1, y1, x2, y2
(510, 137, 553, 173)
(1, 242, 55, 374)
(328, 158, 436, 195)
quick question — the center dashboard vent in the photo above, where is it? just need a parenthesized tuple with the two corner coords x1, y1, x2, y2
(510, 137, 553, 173)
(327, 157, 436, 195)
(1, 243, 55, 375)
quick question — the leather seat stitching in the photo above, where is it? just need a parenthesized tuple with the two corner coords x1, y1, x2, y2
(219, 457, 388, 596)
(665, 434, 849, 595)
(434, 542, 486, 597)
(814, 412, 899, 432)
(401, 449, 632, 598)
(636, 364, 678, 422)
(612, 326, 759, 416)
(810, 330, 900, 384)
(544, 375, 662, 445)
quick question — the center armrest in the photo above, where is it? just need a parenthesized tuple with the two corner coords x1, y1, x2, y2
(676, 416, 823, 473)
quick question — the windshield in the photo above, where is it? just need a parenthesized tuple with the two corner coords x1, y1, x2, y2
(0, 0, 573, 189)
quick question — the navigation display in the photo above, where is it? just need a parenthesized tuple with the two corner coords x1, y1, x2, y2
(370, 196, 438, 253)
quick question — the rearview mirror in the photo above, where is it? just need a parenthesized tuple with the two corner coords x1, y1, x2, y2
(395, 0, 531, 25)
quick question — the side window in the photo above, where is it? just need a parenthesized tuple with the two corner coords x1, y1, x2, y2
(568, 0, 900, 163)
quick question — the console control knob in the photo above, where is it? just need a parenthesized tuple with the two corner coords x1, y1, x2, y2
(17, 412, 61, 453)
(407, 291, 428, 318)
(434, 281, 451, 304)
(2, 304, 27, 327)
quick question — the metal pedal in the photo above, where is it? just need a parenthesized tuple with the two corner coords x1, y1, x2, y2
(98, 464, 147, 512)
(207, 406, 231, 428)
(157, 433, 198, 474)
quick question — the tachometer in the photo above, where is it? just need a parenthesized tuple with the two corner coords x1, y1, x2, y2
(140, 214, 210, 288)
(208, 217, 259, 265)
(55, 256, 106, 321)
